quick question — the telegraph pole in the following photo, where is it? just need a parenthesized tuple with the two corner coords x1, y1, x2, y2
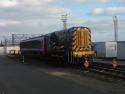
(113, 16, 118, 42)
(61, 14, 67, 30)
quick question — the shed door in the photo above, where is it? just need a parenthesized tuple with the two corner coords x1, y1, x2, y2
(106, 42, 117, 57)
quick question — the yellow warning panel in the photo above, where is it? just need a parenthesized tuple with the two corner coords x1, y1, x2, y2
(72, 27, 92, 51)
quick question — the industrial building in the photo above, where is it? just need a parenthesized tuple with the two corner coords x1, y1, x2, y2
(93, 41, 125, 60)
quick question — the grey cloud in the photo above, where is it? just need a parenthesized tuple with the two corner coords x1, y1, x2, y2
(0, 2, 71, 21)
(91, 7, 125, 16)
(0, 0, 18, 8)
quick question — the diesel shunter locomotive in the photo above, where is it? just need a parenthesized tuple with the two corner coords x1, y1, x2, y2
(20, 27, 94, 64)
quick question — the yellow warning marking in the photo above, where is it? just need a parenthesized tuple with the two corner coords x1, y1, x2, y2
(79, 48, 84, 51)
(72, 46, 77, 50)
(72, 36, 76, 39)
(72, 42, 76, 46)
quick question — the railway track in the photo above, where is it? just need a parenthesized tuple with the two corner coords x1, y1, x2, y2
(7, 55, 125, 80)
(90, 62, 125, 79)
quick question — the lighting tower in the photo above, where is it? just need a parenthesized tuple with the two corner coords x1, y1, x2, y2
(61, 14, 67, 30)
(113, 16, 118, 42)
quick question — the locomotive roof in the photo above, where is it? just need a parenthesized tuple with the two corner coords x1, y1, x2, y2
(20, 26, 90, 43)
(45, 26, 90, 34)
(21, 35, 43, 42)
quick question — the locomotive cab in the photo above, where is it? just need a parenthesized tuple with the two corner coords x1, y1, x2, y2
(71, 27, 94, 63)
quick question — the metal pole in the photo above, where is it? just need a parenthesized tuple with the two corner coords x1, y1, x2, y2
(4, 39, 7, 55)
(12, 34, 15, 46)
(113, 16, 118, 42)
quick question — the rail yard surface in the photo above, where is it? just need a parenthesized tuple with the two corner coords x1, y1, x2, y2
(94, 59, 125, 65)
(0, 55, 125, 94)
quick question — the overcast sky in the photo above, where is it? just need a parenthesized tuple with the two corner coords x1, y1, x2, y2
(0, 0, 125, 42)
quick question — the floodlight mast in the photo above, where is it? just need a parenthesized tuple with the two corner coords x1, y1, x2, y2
(113, 16, 118, 42)
(61, 14, 67, 30)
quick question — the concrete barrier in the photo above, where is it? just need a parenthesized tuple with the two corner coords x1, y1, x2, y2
(5, 46, 20, 54)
